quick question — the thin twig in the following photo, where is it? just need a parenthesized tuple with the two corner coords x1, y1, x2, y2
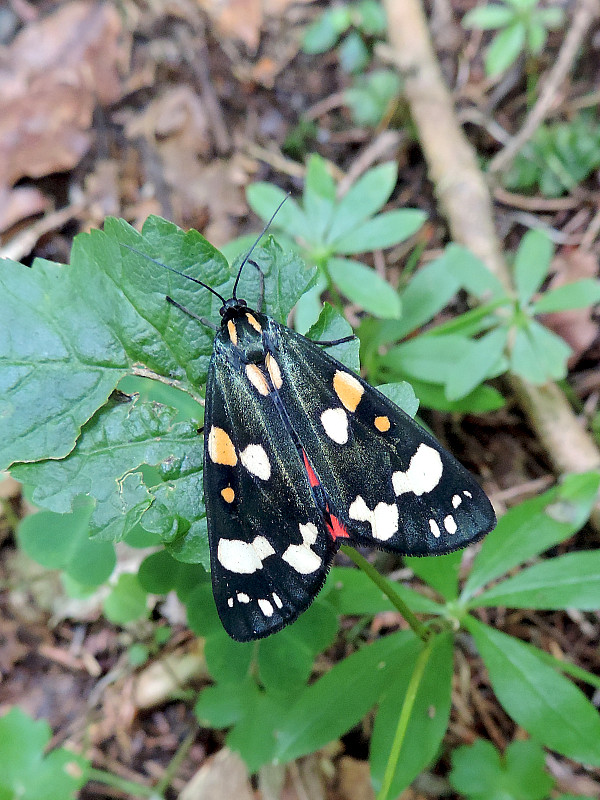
(493, 186, 584, 213)
(131, 366, 205, 407)
(340, 545, 430, 643)
(382, 0, 600, 529)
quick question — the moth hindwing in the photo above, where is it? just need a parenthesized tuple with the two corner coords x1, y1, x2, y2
(201, 282, 496, 642)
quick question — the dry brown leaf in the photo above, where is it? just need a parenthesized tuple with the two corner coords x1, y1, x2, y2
(0, 186, 49, 234)
(337, 757, 376, 800)
(0, 472, 22, 500)
(180, 747, 254, 800)
(198, 0, 264, 52)
(0, 0, 129, 187)
(198, 0, 310, 53)
(134, 642, 209, 710)
(121, 88, 245, 241)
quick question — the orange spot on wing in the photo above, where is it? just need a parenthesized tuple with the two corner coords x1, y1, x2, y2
(208, 427, 237, 466)
(333, 370, 364, 412)
(221, 486, 235, 503)
(375, 415, 391, 432)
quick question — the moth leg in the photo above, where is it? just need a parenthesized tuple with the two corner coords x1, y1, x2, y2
(314, 335, 356, 347)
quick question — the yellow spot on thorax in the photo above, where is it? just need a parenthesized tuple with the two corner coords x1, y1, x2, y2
(246, 363, 270, 396)
(221, 486, 235, 503)
(208, 426, 237, 466)
(246, 313, 262, 333)
(333, 370, 364, 412)
(227, 320, 238, 345)
(375, 415, 391, 432)
(266, 353, 283, 389)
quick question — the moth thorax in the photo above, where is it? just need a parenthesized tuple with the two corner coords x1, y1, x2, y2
(235, 317, 265, 362)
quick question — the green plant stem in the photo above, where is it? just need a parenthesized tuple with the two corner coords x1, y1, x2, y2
(425, 296, 511, 338)
(340, 545, 429, 642)
(86, 768, 161, 799)
(376, 636, 434, 800)
(155, 727, 198, 795)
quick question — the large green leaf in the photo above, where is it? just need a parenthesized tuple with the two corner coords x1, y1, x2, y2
(305, 302, 360, 371)
(370, 633, 454, 799)
(328, 257, 401, 318)
(382, 334, 474, 385)
(0, 257, 127, 470)
(332, 209, 425, 254)
(485, 22, 526, 75)
(17, 499, 115, 586)
(0, 708, 88, 800)
(513, 229, 554, 305)
(246, 183, 310, 239)
(325, 566, 443, 616)
(476, 551, 600, 610)
(533, 279, 600, 313)
(444, 244, 506, 299)
(466, 617, 600, 765)
(444, 328, 507, 400)
(275, 632, 418, 762)
(303, 154, 336, 242)
(13, 396, 200, 542)
(405, 550, 462, 601)
(327, 162, 398, 243)
(462, 471, 600, 601)
(450, 739, 554, 800)
(227, 237, 316, 325)
(258, 600, 338, 692)
(510, 320, 571, 384)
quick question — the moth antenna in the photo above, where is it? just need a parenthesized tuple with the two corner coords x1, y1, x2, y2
(232, 193, 290, 299)
(119, 243, 226, 304)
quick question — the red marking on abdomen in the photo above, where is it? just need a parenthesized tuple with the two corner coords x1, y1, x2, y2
(328, 513, 349, 540)
(301, 451, 349, 541)
(301, 449, 320, 488)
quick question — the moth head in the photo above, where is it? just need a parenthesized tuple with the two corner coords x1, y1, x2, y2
(220, 297, 248, 318)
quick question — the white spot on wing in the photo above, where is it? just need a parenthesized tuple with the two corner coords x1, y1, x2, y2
(444, 515, 457, 534)
(217, 535, 275, 574)
(463, 490, 473, 498)
(272, 592, 283, 609)
(349, 495, 399, 541)
(282, 522, 322, 574)
(392, 444, 443, 497)
(258, 598, 274, 617)
(452, 494, 462, 508)
(240, 444, 271, 480)
(237, 592, 250, 603)
(429, 519, 440, 538)
(253, 535, 275, 560)
(320, 407, 348, 444)
(228, 597, 234, 607)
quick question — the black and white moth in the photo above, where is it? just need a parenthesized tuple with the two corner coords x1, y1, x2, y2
(141, 214, 496, 642)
